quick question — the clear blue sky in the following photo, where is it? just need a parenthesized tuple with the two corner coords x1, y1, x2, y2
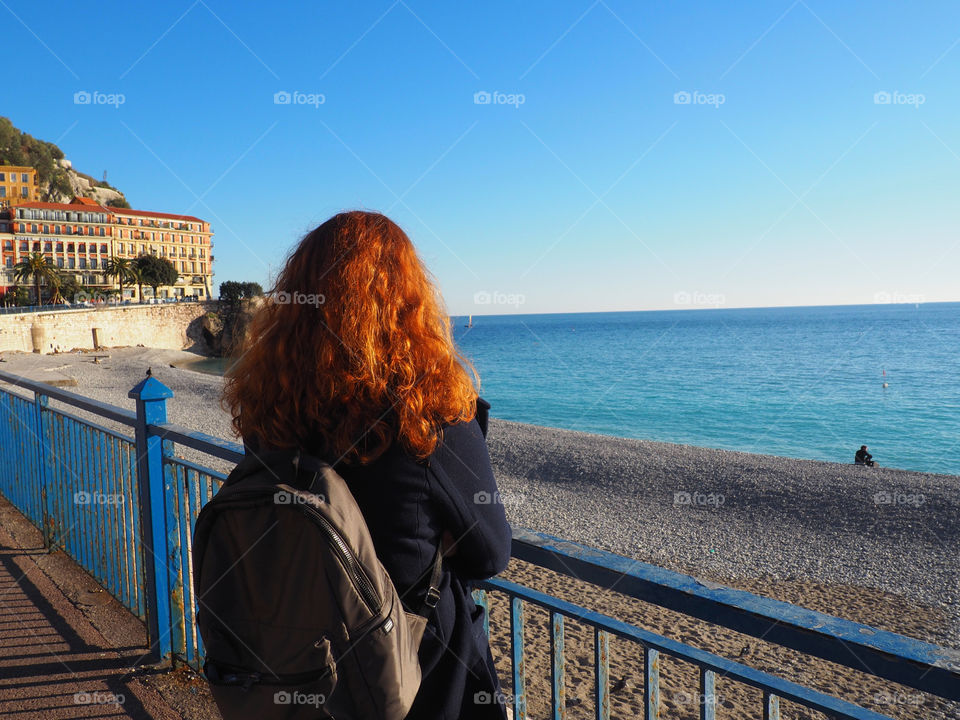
(6, 1, 959, 314)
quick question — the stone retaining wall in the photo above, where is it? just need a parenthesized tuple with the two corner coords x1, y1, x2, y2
(0, 303, 217, 354)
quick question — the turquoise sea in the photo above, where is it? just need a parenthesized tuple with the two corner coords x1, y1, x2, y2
(184, 303, 960, 476)
(452, 303, 960, 476)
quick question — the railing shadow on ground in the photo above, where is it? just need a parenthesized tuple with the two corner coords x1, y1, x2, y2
(0, 368, 957, 720)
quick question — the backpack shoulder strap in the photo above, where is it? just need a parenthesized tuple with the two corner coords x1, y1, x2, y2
(299, 451, 445, 619)
(417, 548, 444, 617)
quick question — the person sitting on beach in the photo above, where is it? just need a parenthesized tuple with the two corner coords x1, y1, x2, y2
(223, 210, 512, 720)
(855, 445, 875, 466)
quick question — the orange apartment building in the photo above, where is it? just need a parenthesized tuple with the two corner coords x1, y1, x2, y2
(0, 166, 39, 208)
(0, 196, 213, 302)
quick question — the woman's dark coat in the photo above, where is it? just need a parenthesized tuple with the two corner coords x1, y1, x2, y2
(336, 398, 512, 719)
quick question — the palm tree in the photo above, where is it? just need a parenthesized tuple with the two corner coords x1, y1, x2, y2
(103, 256, 134, 301)
(50, 273, 83, 304)
(128, 264, 146, 302)
(13, 253, 60, 305)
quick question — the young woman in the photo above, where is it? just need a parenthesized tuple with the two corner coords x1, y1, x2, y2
(223, 210, 512, 719)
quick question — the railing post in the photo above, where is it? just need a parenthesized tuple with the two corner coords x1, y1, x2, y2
(33, 391, 55, 548)
(129, 375, 174, 663)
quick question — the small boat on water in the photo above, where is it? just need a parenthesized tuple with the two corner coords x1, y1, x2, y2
(465, 314, 473, 328)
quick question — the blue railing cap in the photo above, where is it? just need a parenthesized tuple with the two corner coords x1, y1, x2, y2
(128, 376, 174, 401)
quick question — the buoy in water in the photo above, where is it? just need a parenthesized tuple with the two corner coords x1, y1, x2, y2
(882, 382, 889, 388)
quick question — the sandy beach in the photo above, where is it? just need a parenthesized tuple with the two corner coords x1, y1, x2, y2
(1, 346, 957, 719)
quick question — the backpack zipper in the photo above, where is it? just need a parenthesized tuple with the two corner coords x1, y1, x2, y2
(300, 504, 382, 616)
(206, 483, 383, 617)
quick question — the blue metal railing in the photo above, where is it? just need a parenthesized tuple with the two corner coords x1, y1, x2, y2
(0, 369, 957, 720)
(0, 297, 201, 315)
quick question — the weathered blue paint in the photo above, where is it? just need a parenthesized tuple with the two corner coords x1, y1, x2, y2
(129, 375, 174, 662)
(510, 528, 960, 700)
(152, 422, 244, 463)
(479, 578, 895, 720)
(645, 646, 660, 720)
(511, 596, 527, 720)
(162, 438, 186, 665)
(551, 611, 565, 720)
(595, 628, 609, 720)
(34, 392, 54, 548)
(700, 668, 716, 720)
(472, 588, 490, 639)
(763, 691, 780, 720)
(0, 371, 137, 425)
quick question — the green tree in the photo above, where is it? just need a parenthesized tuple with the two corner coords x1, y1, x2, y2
(219, 280, 263, 305)
(135, 254, 179, 298)
(105, 197, 131, 208)
(241, 282, 264, 298)
(57, 274, 83, 303)
(13, 253, 59, 305)
(103, 256, 134, 300)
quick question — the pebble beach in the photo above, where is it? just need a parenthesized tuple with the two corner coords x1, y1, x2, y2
(1, 346, 958, 719)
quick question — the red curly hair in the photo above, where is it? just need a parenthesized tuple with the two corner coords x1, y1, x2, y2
(222, 211, 478, 464)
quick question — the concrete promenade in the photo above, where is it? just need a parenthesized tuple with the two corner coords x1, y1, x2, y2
(0, 496, 216, 719)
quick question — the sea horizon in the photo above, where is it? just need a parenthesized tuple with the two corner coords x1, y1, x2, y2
(453, 298, 957, 320)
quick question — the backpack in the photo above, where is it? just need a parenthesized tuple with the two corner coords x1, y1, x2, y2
(191, 448, 443, 720)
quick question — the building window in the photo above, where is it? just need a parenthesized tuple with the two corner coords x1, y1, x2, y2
(21, 173, 28, 182)
(0, 187, 5, 198)
(79, 258, 87, 269)
(20, 187, 27, 198)
(56, 242, 63, 252)
(44, 242, 52, 252)
(79, 243, 86, 253)
(67, 244, 75, 253)
(90, 258, 98, 269)
(100, 244, 107, 253)
(56, 258, 64, 268)
(19, 241, 27, 251)
(0, 172, 4, 181)
(99, 227, 104, 236)
(68, 258, 75, 269)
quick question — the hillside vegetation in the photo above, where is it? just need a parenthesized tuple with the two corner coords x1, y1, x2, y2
(0, 116, 128, 207)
